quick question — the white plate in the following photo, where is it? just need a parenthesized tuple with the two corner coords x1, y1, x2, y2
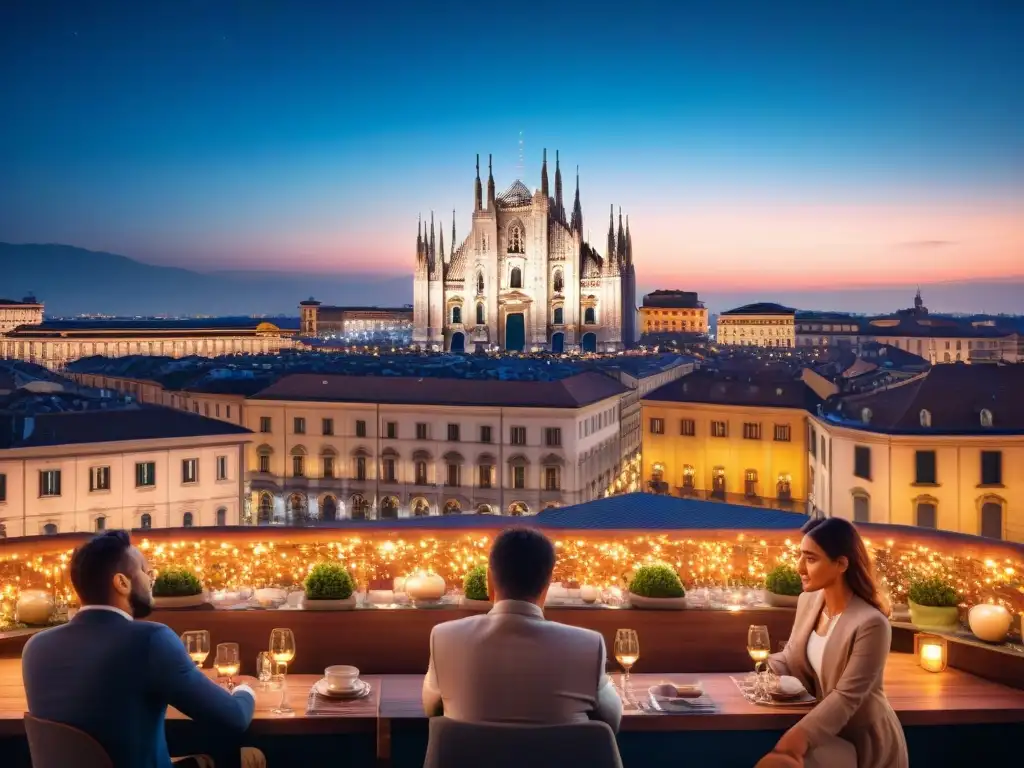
(314, 678, 371, 699)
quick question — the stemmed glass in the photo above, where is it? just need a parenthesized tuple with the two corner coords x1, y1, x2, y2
(269, 628, 296, 715)
(214, 642, 240, 691)
(181, 630, 210, 668)
(614, 628, 640, 683)
(747, 625, 771, 701)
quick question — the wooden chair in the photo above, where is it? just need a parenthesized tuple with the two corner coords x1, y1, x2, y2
(24, 714, 114, 768)
(423, 717, 623, 768)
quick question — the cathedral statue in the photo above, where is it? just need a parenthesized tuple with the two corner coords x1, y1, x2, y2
(413, 150, 637, 353)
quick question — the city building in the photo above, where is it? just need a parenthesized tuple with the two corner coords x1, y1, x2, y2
(716, 303, 796, 348)
(641, 370, 820, 510)
(299, 300, 413, 338)
(638, 290, 708, 336)
(0, 296, 44, 335)
(413, 151, 637, 354)
(808, 365, 1024, 541)
(0, 374, 251, 538)
(795, 311, 863, 348)
(0, 318, 296, 369)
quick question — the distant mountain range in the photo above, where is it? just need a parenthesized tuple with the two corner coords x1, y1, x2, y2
(1, 242, 1021, 318)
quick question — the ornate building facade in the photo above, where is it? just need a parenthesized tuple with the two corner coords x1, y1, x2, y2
(413, 151, 637, 353)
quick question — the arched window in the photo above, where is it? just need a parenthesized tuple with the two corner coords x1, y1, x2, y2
(915, 499, 937, 528)
(476, 303, 485, 325)
(289, 493, 307, 523)
(443, 499, 462, 515)
(553, 307, 563, 325)
(412, 498, 430, 516)
(476, 503, 494, 515)
(43, 523, 58, 535)
(476, 271, 484, 294)
(776, 474, 792, 501)
(510, 267, 523, 289)
(508, 224, 524, 253)
(712, 466, 726, 496)
(183, 512, 194, 528)
(584, 307, 596, 325)
(351, 494, 369, 520)
(321, 495, 337, 521)
(508, 501, 529, 516)
(380, 496, 399, 518)
(140, 513, 152, 530)
(853, 493, 870, 523)
(981, 499, 1003, 539)
(95, 516, 106, 532)
(258, 492, 273, 524)
(452, 306, 462, 324)
(216, 507, 227, 526)
(553, 269, 564, 293)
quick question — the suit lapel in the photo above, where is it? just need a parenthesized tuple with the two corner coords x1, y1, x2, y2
(818, 595, 863, 694)
(788, 590, 824, 696)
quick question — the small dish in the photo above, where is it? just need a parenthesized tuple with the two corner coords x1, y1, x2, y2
(648, 682, 707, 710)
(314, 678, 371, 699)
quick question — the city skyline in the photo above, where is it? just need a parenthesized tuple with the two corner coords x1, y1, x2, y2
(1, 2, 1021, 294)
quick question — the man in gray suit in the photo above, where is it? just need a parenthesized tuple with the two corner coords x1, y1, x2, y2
(22, 530, 263, 768)
(423, 528, 622, 731)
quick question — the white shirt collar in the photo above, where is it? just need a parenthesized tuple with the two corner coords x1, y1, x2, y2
(78, 604, 134, 622)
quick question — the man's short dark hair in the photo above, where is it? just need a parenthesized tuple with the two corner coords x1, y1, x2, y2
(70, 530, 134, 605)
(489, 528, 556, 601)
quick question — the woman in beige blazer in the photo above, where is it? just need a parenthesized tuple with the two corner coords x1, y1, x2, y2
(759, 517, 908, 768)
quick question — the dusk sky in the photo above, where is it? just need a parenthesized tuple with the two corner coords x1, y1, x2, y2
(1, 1, 1022, 295)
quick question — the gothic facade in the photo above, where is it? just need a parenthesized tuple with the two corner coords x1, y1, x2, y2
(413, 151, 636, 353)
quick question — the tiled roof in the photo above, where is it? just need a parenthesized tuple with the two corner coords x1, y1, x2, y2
(722, 303, 797, 316)
(252, 371, 627, 408)
(644, 369, 820, 410)
(826, 364, 1024, 434)
(865, 318, 1011, 339)
(642, 291, 703, 309)
(496, 180, 533, 207)
(0, 405, 252, 449)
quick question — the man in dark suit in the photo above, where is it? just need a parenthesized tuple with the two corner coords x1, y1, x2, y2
(22, 530, 264, 768)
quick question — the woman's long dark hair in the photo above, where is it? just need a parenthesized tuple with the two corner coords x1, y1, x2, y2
(802, 517, 888, 616)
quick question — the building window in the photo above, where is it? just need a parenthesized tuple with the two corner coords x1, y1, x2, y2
(478, 465, 493, 488)
(259, 454, 271, 473)
(95, 516, 106, 532)
(259, 416, 272, 433)
(43, 523, 58, 535)
(226, 405, 232, 419)
(773, 424, 790, 442)
(448, 423, 461, 442)
(916, 501, 937, 528)
(509, 225, 524, 254)
(350, 494, 369, 520)
(820, 436, 827, 469)
(711, 467, 726, 497)
(416, 422, 429, 440)
(39, 469, 61, 497)
(415, 461, 428, 485)
(679, 419, 695, 436)
(216, 507, 227, 526)
(809, 426, 817, 456)
(0, 473, 5, 502)
(258, 492, 274, 524)
(981, 451, 1002, 485)
(510, 266, 523, 288)
(853, 446, 871, 480)
(480, 425, 492, 443)
(981, 500, 1003, 539)
(294, 417, 306, 434)
(323, 456, 335, 478)
(136, 462, 156, 488)
(183, 512, 194, 528)
(476, 303, 485, 324)
(90, 466, 111, 492)
(140, 513, 152, 530)
(544, 466, 560, 491)
(355, 419, 367, 438)
(853, 494, 870, 523)
(512, 465, 526, 489)
(681, 465, 695, 489)
(649, 418, 665, 435)
(776, 474, 792, 501)
(744, 469, 758, 497)
(322, 418, 334, 436)
(584, 307, 596, 325)
(216, 455, 228, 481)
(452, 306, 462, 324)
(446, 463, 460, 487)
(385, 421, 397, 439)
(380, 496, 399, 519)
(742, 423, 761, 440)
(382, 458, 396, 483)
(204, 403, 210, 417)
(915, 451, 937, 485)
(355, 456, 367, 481)
(510, 426, 526, 445)
(476, 271, 485, 294)
(711, 421, 728, 438)
(553, 269, 564, 293)
(292, 455, 305, 477)
(545, 427, 561, 447)
(553, 307, 564, 325)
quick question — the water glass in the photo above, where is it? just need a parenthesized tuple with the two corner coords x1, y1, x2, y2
(181, 630, 210, 668)
(269, 628, 296, 715)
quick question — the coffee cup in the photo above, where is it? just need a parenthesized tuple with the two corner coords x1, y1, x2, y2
(325, 665, 360, 692)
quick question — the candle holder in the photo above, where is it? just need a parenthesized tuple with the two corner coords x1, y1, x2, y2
(915, 633, 947, 673)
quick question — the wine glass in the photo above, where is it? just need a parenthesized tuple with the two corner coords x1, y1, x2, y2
(614, 628, 640, 683)
(269, 628, 296, 715)
(214, 642, 240, 690)
(256, 651, 274, 691)
(748, 625, 771, 700)
(181, 630, 210, 668)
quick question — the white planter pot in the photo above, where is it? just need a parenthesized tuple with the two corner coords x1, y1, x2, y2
(153, 591, 208, 610)
(628, 593, 688, 610)
(460, 597, 493, 611)
(764, 591, 800, 608)
(302, 595, 357, 611)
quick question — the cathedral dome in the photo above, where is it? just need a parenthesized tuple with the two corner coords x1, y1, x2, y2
(497, 180, 533, 207)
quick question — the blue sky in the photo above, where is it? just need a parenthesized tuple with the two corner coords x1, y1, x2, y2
(0, 0, 1021, 293)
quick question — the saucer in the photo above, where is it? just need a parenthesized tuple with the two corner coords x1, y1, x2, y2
(314, 678, 371, 699)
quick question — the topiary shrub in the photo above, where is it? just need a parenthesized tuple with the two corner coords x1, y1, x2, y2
(463, 565, 488, 601)
(765, 564, 802, 597)
(908, 576, 959, 608)
(152, 567, 203, 597)
(304, 562, 355, 601)
(628, 564, 685, 599)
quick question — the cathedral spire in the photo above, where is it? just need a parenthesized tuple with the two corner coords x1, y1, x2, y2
(429, 210, 436, 265)
(616, 207, 626, 269)
(607, 204, 616, 264)
(540, 148, 549, 197)
(439, 218, 445, 261)
(570, 165, 583, 238)
(417, 215, 422, 257)
(474, 154, 482, 212)
(486, 154, 495, 210)
(554, 149, 564, 221)
(451, 209, 456, 256)
(625, 214, 632, 264)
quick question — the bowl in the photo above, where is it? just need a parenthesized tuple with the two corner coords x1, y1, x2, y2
(325, 664, 360, 693)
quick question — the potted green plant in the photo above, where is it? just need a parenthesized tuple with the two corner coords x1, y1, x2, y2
(627, 564, 687, 610)
(908, 576, 960, 629)
(460, 565, 491, 611)
(301, 562, 357, 610)
(764, 564, 802, 608)
(152, 567, 207, 609)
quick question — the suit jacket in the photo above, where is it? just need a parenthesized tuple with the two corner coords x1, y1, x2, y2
(422, 600, 622, 732)
(768, 591, 909, 768)
(22, 608, 255, 768)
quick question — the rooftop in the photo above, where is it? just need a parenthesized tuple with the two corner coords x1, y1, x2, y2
(6, 317, 295, 338)
(642, 290, 704, 309)
(721, 302, 797, 316)
(643, 368, 821, 410)
(496, 180, 534, 207)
